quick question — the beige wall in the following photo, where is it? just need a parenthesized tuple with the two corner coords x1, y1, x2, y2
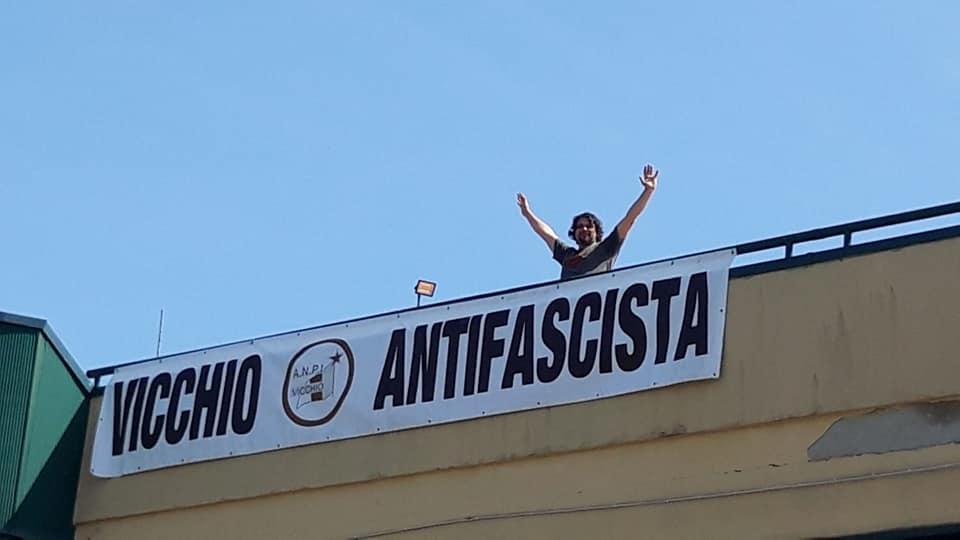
(75, 236, 960, 539)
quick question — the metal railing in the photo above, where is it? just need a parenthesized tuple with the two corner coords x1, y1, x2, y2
(730, 200, 960, 277)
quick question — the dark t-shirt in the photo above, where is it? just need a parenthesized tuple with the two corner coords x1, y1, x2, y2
(552, 228, 623, 280)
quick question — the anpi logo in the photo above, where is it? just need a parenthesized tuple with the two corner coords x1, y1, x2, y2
(282, 339, 354, 427)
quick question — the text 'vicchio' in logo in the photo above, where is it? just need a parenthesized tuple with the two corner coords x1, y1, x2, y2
(282, 339, 354, 426)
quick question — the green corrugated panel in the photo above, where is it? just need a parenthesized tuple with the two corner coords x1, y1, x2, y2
(4, 401, 87, 540)
(19, 336, 85, 506)
(0, 323, 38, 528)
(2, 334, 86, 539)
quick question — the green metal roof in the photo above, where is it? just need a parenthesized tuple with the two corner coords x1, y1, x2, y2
(0, 312, 91, 395)
(1, 310, 90, 539)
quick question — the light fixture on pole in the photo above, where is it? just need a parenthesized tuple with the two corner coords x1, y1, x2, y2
(414, 279, 437, 307)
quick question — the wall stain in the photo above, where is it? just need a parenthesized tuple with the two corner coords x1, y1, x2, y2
(808, 401, 960, 461)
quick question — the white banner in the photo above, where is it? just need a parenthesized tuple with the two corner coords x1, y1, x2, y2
(91, 249, 735, 477)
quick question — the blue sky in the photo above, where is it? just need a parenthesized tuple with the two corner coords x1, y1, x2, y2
(3, 2, 958, 370)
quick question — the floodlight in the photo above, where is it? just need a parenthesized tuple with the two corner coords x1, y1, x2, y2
(415, 279, 437, 306)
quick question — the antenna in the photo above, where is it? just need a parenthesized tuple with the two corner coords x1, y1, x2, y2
(156, 309, 164, 357)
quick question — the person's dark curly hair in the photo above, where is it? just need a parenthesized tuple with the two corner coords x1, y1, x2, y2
(568, 212, 604, 242)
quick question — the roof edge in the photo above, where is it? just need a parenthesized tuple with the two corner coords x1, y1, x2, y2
(0, 311, 92, 394)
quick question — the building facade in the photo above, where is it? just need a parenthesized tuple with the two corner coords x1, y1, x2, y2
(72, 203, 960, 538)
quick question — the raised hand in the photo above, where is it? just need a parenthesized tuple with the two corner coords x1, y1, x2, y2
(517, 192, 559, 250)
(616, 164, 659, 240)
(517, 192, 532, 216)
(640, 163, 659, 190)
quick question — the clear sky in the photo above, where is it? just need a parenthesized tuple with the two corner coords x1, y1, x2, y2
(3, 2, 958, 371)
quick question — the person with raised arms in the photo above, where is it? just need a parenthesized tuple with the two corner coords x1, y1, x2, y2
(517, 163, 660, 280)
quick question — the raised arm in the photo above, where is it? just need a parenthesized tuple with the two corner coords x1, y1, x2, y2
(517, 192, 560, 252)
(615, 163, 659, 241)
